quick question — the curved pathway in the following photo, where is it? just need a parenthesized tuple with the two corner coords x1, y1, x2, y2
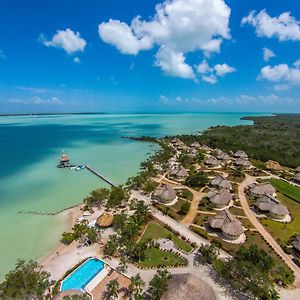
(238, 175, 300, 287)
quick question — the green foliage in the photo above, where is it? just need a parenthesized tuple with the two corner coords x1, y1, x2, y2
(104, 235, 118, 256)
(212, 245, 283, 300)
(196, 244, 219, 264)
(105, 279, 119, 300)
(178, 201, 190, 215)
(129, 273, 145, 299)
(84, 188, 110, 208)
(179, 115, 300, 168)
(62, 294, 90, 300)
(148, 269, 171, 300)
(177, 189, 193, 201)
(107, 186, 129, 208)
(0, 259, 50, 300)
(112, 213, 128, 231)
(185, 171, 208, 188)
(61, 222, 98, 245)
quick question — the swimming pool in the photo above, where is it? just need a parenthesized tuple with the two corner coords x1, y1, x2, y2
(61, 258, 105, 291)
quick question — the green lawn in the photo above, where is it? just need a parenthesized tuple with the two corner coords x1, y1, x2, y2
(228, 206, 245, 216)
(137, 247, 187, 268)
(139, 222, 193, 253)
(193, 213, 211, 226)
(265, 178, 300, 203)
(155, 199, 186, 221)
(260, 193, 300, 244)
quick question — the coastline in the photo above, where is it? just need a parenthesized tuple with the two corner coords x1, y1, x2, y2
(39, 205, 83, 271)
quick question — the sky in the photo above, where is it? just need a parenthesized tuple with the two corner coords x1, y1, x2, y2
(1, 0, 300, 113)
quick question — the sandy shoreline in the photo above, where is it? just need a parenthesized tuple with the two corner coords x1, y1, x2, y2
(39, 205, 83, 270)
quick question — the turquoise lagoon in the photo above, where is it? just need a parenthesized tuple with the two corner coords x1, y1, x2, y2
(0, 113, 265, 278)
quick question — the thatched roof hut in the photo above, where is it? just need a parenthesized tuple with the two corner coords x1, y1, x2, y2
(234, 158, 251, 167)
(249, 183, 276, 197)
(162, 273, 216, 300)
(292, 234, 300, 254)
(204, 157, 220, 167)
(170, 165, 188, 179)
(96, 213, 114, 228)
(206, 189, 232, 208)
(216, 152, 231, 161)
(233, 150, 248, 159)
(208, 209, 244, 240)
(254, 195, 289, 219)
(191, 142, 201, 149)
(294, 173, 300, 183)
(211, 175, 232, 190)
(266, 160, 283, 171)
(152, 184, 177, 204)
(295, 166, 300, 173)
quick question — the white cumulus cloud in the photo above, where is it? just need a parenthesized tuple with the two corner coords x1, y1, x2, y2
(155, 47, 195, 79)
(259, 60, 300, 89)
(196, 60, 235, 83)
(263, 47, 275, 62)
(242, 10, 300, 41)
(98, 0, 231, 79)
(42, 28, 87, 54)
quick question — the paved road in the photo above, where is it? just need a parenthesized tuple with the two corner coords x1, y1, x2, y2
(238, 175, 300, 287)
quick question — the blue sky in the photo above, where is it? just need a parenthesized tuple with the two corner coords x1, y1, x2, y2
(1, 0, 300, 113)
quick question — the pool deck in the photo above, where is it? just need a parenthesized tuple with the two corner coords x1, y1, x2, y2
(90, 269, 131, 300)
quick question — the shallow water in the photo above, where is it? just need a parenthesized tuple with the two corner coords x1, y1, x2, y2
(0, 112, 265, 278)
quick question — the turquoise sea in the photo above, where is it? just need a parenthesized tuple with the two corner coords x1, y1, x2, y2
(0, 113, 266, 279)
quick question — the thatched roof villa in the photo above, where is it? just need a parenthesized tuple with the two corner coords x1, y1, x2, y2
(216, 152, 231, 162)
(152, 184, 177, 204)
(204, 157, 221, 168)
(170, 165, 188, 181)
(234, 158, 251, 168)
(206, 189, 232, 208)
(211, 174, 232, 190)
(266, 160, 283, 171)
(191, 142, 201, 149)
(233, 150, 248, 159)
(294, 173, 300, 183)
(96, 213, 114, 228)
(249, 183, 276, 197)
(254, 195, 289, 220)
(292, 234, 300, 257)
(208, 209, 245, 240)
(162, 273, 216, 300)
(295, 166, 300, 173)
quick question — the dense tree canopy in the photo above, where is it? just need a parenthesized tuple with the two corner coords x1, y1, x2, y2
(0, 260, 50, 300)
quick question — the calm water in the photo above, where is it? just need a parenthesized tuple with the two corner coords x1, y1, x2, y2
(0, 113, 265, 278)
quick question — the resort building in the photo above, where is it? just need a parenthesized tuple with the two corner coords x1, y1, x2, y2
(162, 273, 216, 300)
(234, 158, 251, 168)
(168, 156, 179, 169)
(254, 195, 289, 220)
(233, 150, 248, 159)
(190, 142, 201, 149)
(208, 209, 245, 240)
(295, 166, 300, 173)
(249, 183, 276, 197)
(152, 184, 177, 204)
(204, 157, 221, 168)
(210, 174, 232, 190)
(57, 152, 70, 168)
(96, 213, 113, 228)
(200, 145, 212, 153)
(266, 160, 283, 171)
(216, 151, 231, 162)
(170, 165, 188, 181)
(294, 173, 300, 183)
(292, 234, 300, 257)
(206, 189, 232, 209)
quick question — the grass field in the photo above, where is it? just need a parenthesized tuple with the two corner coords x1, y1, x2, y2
(265, 178, 300, 203)
(228, 206, 245, 216)
(137, 247, 187, 268)
(193, 213, 211, 226)
(139, 222, 193, 253)
(260, 193, 300, 244)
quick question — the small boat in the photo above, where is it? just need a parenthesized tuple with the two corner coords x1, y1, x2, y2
(75, 165, 85, 171)
(70, 166, 77, 170)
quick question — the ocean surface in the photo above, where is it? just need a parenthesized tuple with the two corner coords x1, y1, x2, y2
(0, 112, 266, 279)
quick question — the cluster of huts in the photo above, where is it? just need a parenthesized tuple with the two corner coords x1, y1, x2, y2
(294, 166, 300, 184)
(248, 182, 290, 220)
(204, 149, 251, 169)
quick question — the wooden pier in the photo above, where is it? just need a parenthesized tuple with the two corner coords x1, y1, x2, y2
(85, 166, 117, 187)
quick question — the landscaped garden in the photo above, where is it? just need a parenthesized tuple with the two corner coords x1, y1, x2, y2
(263, 178, 300, 203)
(139, 222, 193, 253)
(154, 198, 189, 221)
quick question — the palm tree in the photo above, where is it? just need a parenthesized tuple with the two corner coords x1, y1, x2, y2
(129, 273, 145, 298)
(105, 279, 119, 300)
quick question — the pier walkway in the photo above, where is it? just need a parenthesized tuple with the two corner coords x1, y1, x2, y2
(85, 166, 117, 187)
